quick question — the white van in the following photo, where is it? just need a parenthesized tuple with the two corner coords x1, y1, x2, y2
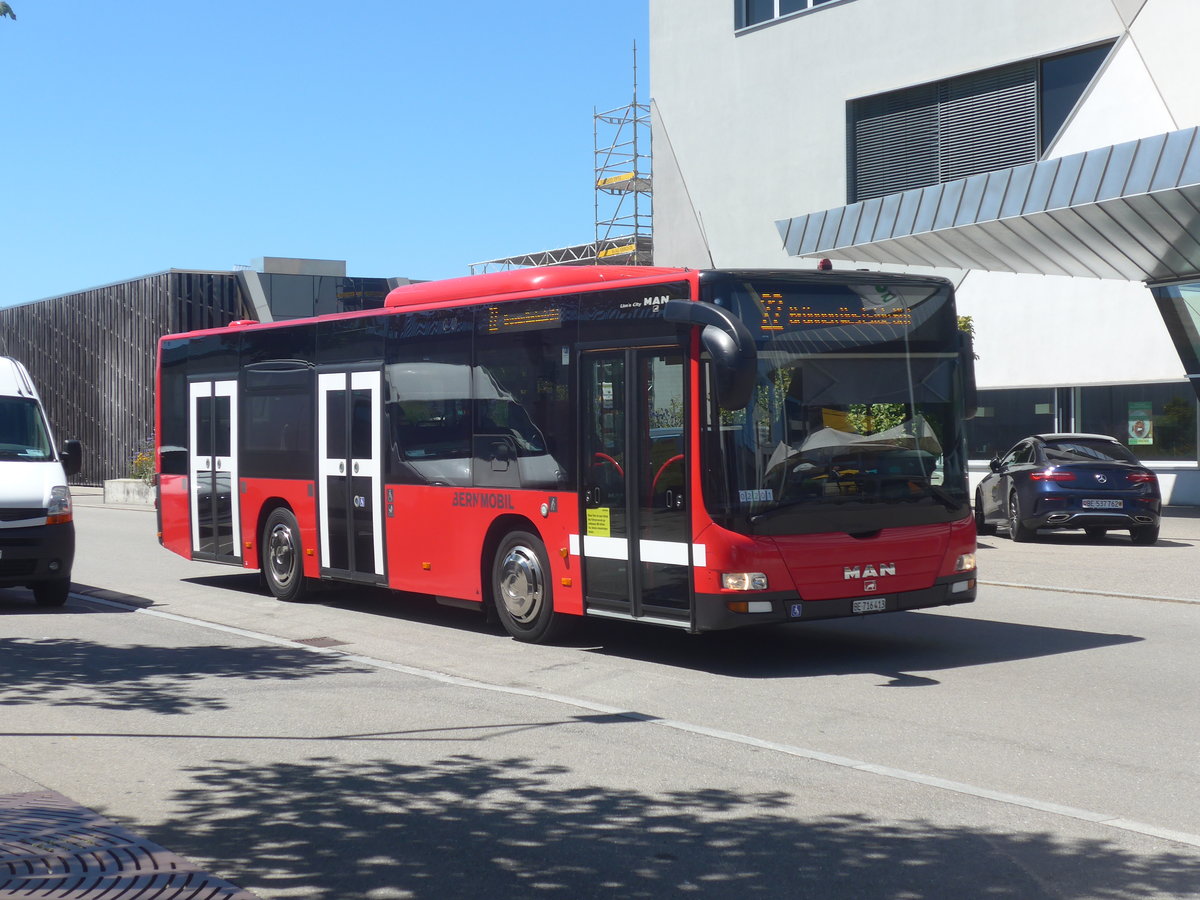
(0, 357, 81, 606)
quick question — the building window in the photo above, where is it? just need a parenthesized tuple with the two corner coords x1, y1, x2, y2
(1080, 382, 1197, 462)
(735, 0, 840, 29)
(967, 383, 1198, 463)
(966, 388, 1058, 459)
(848, 42, 1114, 203)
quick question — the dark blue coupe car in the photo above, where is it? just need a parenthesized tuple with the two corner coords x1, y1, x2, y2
(975, 433, 1161, 544)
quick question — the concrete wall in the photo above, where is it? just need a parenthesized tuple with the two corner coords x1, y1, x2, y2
(648, 0, 1197, 392)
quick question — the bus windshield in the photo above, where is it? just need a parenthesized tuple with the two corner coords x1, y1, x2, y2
(0, 396, 54, 461)
(699, 273, 971, 536)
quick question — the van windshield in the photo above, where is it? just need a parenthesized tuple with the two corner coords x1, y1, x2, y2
(0, 397, 54, 460)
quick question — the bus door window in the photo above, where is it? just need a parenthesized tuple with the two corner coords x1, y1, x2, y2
(581, 355, 628, 603)
(188, 379, 240, 561)
(638, 351, 689, 611)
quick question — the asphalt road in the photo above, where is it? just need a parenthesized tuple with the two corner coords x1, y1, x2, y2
(1, 493, 1198, 899)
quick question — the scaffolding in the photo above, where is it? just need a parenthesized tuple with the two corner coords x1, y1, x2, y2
(471, 45, 652, 274)
(593, 42, 653, 266)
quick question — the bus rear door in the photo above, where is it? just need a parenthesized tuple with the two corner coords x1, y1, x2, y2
(188, 379, 241, 562)
(318, 370, 385, 583)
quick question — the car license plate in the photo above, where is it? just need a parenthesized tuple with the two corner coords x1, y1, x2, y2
(852, 597, 887, 614)
(1082, 499, 1123, 509)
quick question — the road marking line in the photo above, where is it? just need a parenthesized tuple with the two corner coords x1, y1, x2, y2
(981, 580, 1200, 605)
(78, 592, 1200, 850)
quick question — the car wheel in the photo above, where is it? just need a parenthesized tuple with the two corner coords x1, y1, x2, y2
(1084, 527, 1108, 541)
(1130, 523, 1160, 545)
(32, 579, 70, 607)
(974, 490, 996, 536)
(491, 531, 574, 644)
(262, 507, 311, 602)
(1008, 492, 1036, 543)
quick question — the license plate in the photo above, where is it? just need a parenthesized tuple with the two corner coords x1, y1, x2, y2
(1082, 499, 1123, 509)
(852, 597, 887, 614)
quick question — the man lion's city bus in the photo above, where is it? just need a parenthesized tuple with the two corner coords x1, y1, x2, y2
(155, 266, 978, 643)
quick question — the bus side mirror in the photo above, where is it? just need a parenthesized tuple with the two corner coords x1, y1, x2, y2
(61, 440, 82, 477)
(663, 299, 757, 410)
(959, 331, 978, 420)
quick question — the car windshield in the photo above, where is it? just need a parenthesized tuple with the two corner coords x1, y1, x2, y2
(1043, 438, 1139, 464)
(0, 396, 54, 461)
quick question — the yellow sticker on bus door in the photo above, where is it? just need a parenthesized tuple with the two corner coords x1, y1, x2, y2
(586, 507, 611, 537)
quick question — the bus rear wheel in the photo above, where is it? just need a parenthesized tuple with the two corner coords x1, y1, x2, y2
(262, 508, 310, 603)
(491, 531, 572, 644)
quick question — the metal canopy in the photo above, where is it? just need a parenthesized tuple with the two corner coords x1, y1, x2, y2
(777, 127, 1200, 284)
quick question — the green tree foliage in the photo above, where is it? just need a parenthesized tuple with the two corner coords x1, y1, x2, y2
(0, 4, 15, 21)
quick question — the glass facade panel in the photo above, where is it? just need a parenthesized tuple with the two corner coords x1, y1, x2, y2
(1151, 283, 1200, 394)
(966, 388, 1057, 459)
(1040, 43, 1113, 151)
(1079, 382, 1197, 461)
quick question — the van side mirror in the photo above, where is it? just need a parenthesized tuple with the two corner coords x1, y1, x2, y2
(61, 440, 82, 478)
(989, 457, 1001, 473)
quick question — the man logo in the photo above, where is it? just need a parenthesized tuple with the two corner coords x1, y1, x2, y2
(844, 563, 896, 580)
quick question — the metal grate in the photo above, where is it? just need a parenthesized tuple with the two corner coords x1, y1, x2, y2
(0, 791, 258, 899)
(292, 636, 349, 648)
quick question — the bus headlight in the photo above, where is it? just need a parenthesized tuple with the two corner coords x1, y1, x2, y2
(954, 553, 976, 573)
(721, 572, 768, 591)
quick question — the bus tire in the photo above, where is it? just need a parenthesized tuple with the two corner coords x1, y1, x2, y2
(262, 507, 310, 603)
(491, 531, 572, 644)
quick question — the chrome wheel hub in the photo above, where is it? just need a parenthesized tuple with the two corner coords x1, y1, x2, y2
(498, 546, 543, 624)
(268, 523, 296, 588)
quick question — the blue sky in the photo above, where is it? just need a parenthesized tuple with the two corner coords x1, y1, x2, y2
(0, 1, 649, 306)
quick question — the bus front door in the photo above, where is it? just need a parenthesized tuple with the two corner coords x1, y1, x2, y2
(580, 349, 692, 627)
(318, 371, 385, 583)
(188, 379, 240, 561)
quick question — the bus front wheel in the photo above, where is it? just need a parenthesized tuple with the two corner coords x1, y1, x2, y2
(262, 508, 310, 603)
(491, 531, 572, 644)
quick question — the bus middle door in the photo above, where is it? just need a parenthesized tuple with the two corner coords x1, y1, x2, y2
(318, 370, 385, 583)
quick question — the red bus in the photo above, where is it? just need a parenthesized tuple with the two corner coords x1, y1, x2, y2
(155, 265, 978, 642)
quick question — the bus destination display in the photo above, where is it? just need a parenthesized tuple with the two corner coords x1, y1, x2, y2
(758, 291, 914, 332)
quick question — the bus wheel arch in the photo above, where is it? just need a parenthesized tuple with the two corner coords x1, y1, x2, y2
(260, 503, 311, 603)
(485, 518, 573, 644)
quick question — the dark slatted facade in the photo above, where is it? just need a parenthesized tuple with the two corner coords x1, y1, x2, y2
(0, 271, 249, 486)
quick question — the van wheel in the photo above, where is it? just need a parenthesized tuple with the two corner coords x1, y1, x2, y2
(33, 579, 70, 607)
(491, 531, 573, 644)
(262, 508, 310, 602)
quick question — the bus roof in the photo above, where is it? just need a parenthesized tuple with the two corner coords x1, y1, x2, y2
(384, 265, 690, 309)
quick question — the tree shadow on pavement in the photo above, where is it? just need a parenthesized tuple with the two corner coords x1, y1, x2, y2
(0, 638, 372, 715)
(153, 753, 1200, 900)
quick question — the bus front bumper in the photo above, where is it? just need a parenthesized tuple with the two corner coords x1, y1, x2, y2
(693, 575, 976, 632)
